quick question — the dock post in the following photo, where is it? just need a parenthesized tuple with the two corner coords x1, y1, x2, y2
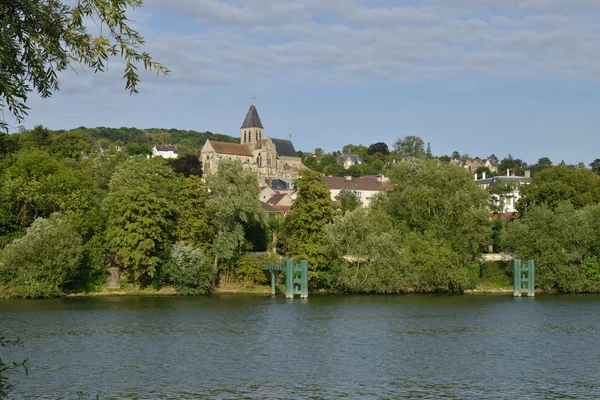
(513, 259, 521, 297)
(527, 259, 535, 297)
(301, 260, 308, 299)
(270, 270, 276, 296)
(285, 259, 294, 299)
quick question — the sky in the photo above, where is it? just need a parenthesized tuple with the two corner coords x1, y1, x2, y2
(20, 0, 600, 165)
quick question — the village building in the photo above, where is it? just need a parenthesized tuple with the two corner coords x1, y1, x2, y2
(475, 170, 531, 213)
(337, 151, 362, 169)
(322, 175, 388, 208)
(152, 145, 179, 159)
(201, 105, 305, 178)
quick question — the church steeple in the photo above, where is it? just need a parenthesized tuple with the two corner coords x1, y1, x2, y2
(240, 105, 264, 148)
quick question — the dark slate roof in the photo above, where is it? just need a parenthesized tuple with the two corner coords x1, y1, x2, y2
(475, 176, 531, 187)
(241, 105, 264, 129)
(322, 176, 389, 191)
(271, 138, 298, 157)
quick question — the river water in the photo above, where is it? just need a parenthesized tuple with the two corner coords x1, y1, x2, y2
(2, 294, 600, 399)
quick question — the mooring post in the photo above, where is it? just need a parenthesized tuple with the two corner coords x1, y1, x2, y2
(285, 259, 294, 299)
(270, 270, 276, 296)
(513, 259, 521, 297)
(527, 259, 535, 297)
(300, 260, 308, 299)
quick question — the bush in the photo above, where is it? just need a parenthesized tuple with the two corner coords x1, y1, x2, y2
(0, 213, 83, 298)
(234, 254, 267, 286)
(163, 242, 213, 295)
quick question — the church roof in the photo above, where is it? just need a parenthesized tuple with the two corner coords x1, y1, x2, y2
(240, 105, 264, 129)
(271, 138, 298, 157)
(209, 140, 252, 156)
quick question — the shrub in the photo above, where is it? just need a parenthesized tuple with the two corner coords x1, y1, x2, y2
(234, 253, 267, 286)
(163, 242, 213, 295)
(0, 213, 83, 298)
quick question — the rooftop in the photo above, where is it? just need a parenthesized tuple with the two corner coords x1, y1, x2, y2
(241, 105, 264, 129)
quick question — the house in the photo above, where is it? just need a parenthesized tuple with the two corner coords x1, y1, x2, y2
(152, 145, 179, 159)
(475, 170, 531, 213)
(337, 151, 362, 169)
(266, 193, 293, 215)
(201, 105, 305, 179)
(321, 175, 388, 208)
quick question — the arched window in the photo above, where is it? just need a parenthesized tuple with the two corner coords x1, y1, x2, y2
(244, 132, 246, 143)
(267, 153, 272, 166)
(255, 131, 259, 142)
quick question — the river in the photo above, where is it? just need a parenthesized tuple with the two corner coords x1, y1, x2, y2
(1, 294, 600, 399)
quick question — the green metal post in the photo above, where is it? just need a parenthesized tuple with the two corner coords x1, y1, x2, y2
(301, 260, 308, 299)
(527, 259, 535, 297)
(285, 259, 294, 299)
(270, 271, 276, 296)
(513, 259, 521, 297)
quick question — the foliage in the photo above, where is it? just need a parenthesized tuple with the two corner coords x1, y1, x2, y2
(233, 253, 267, 286)
(49, 131, 92, 160)
(384, 159, 491, 263)
(487, 181, 517, 213)
(206, 160, 265, 269)
(281, 170, 334, 284)
(498, 154, 528, 176)
(0, 213, 83, 298)
(168, 155, 203, 177)
(105, 158, 176, 284)
(367, 142, 390, 156)
(175, 176, 213, 249)
(393, 136, 426, 158)
(581, 255, 600, 283)
(0, 0, 169, 131)
(517, 166, 600, 212)
(336, 188, 362, 214)
(502, 203, 590, 291)
(164, 242, 213, 295)
(590, 159, 600, 175)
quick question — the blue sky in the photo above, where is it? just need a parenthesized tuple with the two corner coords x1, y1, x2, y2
(22, 0, 600, 165)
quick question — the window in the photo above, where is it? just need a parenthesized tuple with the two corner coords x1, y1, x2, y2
(256, 131, 259, 141)
(244, 132, 246, 143)
(257, 153, 262, 167)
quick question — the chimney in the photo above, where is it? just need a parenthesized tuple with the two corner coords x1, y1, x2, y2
(345, 176, 352, 181)
(507, 168, 510, 177)
(474, 173, 478, 181)
(483, 172, 486, 180)
(525, 170, 531, 178)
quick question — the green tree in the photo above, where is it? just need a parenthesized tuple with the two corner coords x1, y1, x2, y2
(393, 136, 426, 158)
(426, 142, 433, 158)
(281, 170, 334, 284)
(367, 142, 390, 156)
(590, 159, 600, 175)
(206, 160, 265, 275)
(163, 242, 213, 295)
(176, 176, 213, 248)
(499, 154, 527, 176)
(383, 159, 491, 263)
(0, 0, 169, 131)
(336, 188, 362, 214)
(18, 125, 51, 150)
(105, 158, 176, 283)
(0, 213, 84, 298)
(314, 148, 324, 157)
(49, 131, 92, 160)
(517, 166, 600, 212)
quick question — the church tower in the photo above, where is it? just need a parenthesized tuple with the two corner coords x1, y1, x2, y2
(240, 104, 264, 149)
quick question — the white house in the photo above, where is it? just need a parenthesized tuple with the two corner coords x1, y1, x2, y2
(152, 145, 179, 159)
(475, 170, 531, 213)
(322, 175, 388, 208)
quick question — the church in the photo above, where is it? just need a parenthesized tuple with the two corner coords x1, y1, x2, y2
(201, 105, 305, 178)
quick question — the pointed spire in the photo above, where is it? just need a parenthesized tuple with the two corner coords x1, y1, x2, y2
(241, 105, 263, 129)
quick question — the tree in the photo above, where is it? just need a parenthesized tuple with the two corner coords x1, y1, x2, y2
(426, 142, 433, 158)
(451, 151, 461, 160)
(0, 0, 169, 131)
(0, 213, 84, 298)
(206, 160, 265, 276)
(163, 242, 213, 295)
(105, 157, 176, 283)
(168, 155, 203, 177)
(175, 176, 213, 248)
(335, 188, 362, 214)
(393, 136, 426, 158)
(384, 159, 491, 263)
(517, 166, 600, 212)
(281, 170, 334, 284)
(314, 148, 324, 157)
(367, 142, 390, 156)
(18, 125, 51, 150)
(49, 131, 92, 160)
(590, 159, 600, 175)
(499, 154, 528, 176)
